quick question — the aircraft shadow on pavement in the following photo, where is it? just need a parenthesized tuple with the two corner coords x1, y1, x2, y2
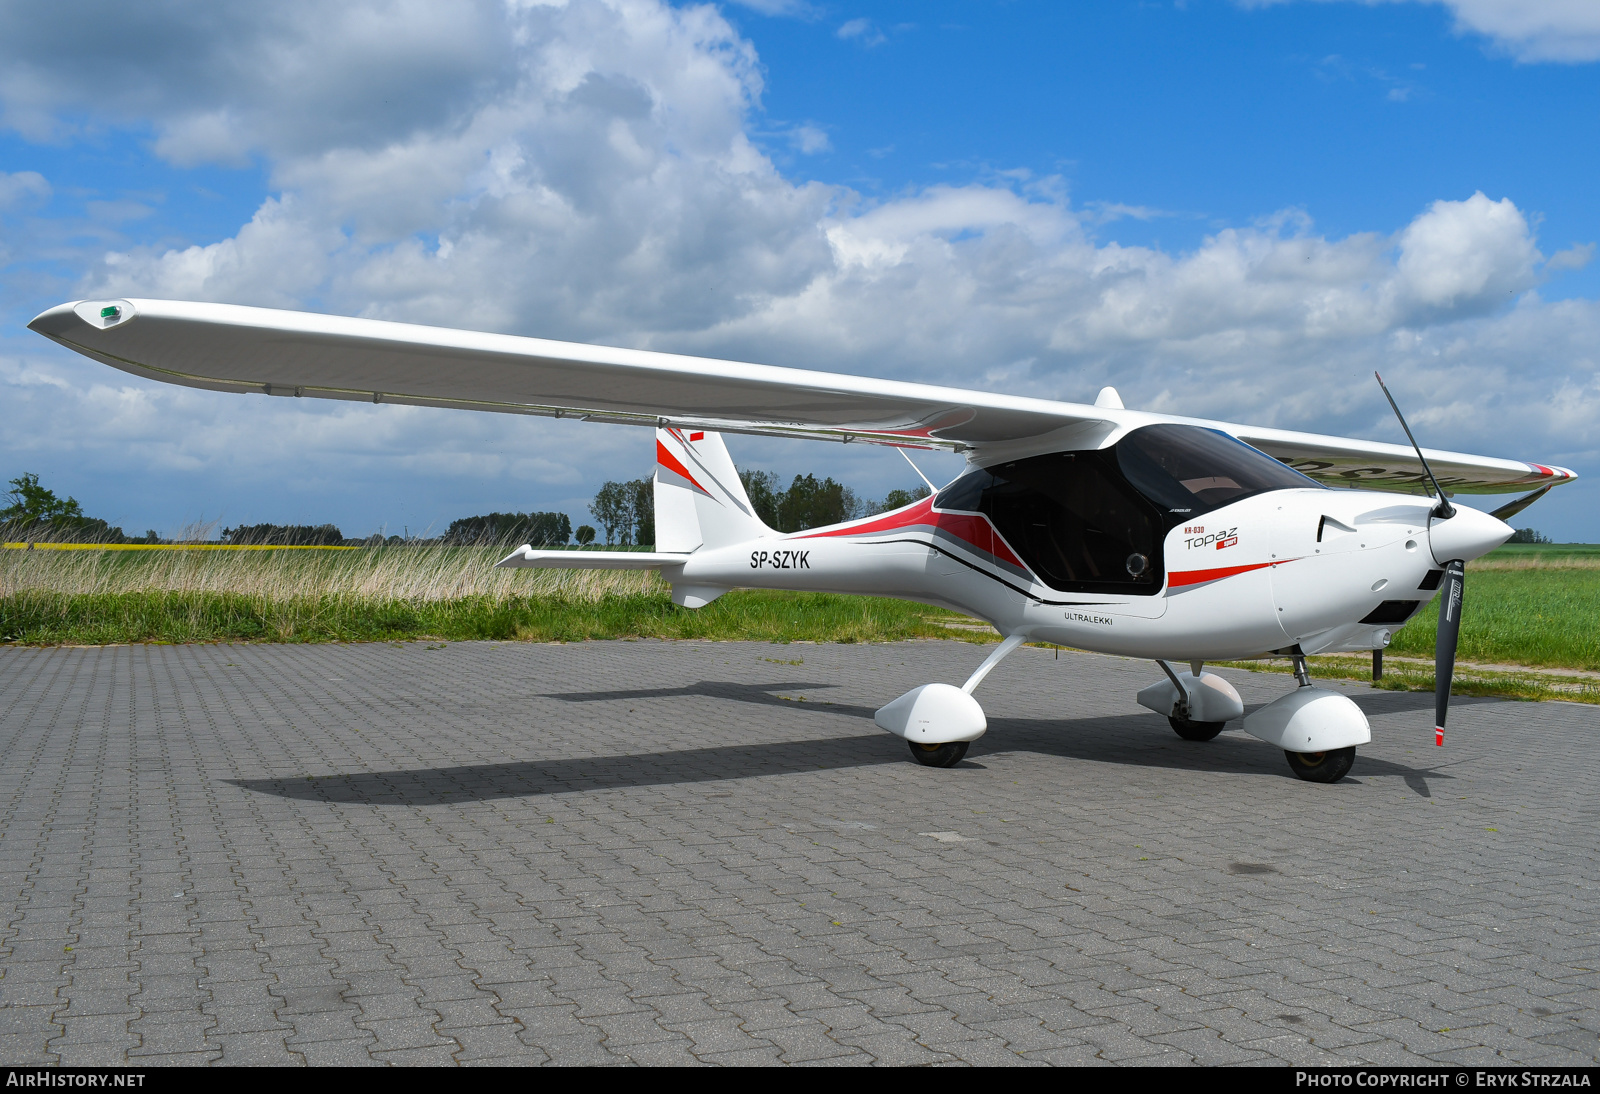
(1342, 689, 1499, 715)
(978, 715, 1456, 798)
(234, 733, 904, 804)
(233, 683, 1456, 804)
(536, 680, 878, 720)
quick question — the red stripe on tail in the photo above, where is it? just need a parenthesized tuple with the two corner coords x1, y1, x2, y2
(656, 439, 707, 494)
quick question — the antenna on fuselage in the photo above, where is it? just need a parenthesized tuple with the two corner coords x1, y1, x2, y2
(898, 448, 938, 493)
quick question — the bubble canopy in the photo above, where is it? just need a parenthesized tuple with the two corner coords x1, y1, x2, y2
(936, 425, 1320, 594)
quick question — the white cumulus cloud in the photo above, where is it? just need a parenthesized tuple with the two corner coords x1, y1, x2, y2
(0, 170, 50, 210)
(1242, 1, 1600, 63)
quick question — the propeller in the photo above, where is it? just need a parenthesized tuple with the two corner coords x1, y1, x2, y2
(1434, 559, 1465, 747)
(1374, 372, 1460, 747)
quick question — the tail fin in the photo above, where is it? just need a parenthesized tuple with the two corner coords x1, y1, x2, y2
(654, 427, 770, 553)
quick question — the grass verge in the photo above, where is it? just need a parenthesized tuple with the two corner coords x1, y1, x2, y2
(4, 540, 1598, 706)
(0, 588, 982, 646)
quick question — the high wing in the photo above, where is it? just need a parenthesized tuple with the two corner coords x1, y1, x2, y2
(30, 297, 1576, 496)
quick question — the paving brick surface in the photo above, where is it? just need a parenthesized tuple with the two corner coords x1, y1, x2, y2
(0, 639, 1595, 1066)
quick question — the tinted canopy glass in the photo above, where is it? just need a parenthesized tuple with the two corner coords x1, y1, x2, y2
(1115, 425, 1319, 519)
(936, 451, 1161, 595)
(933, 425, 1315, 596)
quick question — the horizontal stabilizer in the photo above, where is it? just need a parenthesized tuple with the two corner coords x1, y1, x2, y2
(496, 547, 689, 570)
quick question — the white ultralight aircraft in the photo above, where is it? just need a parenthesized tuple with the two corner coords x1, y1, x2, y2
(30, 298, 1578, 783)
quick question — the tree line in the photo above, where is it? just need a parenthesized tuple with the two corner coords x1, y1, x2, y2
(582, 472, 929, 546)
(2, 473, 157, 543)
(4, 469, 931, 549)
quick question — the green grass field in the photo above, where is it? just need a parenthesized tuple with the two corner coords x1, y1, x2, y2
(1384, 567, 1600, 669)
(0, 588, 976, 646)
(2, 539, 1596, 704)
(0, 544, 977, 646)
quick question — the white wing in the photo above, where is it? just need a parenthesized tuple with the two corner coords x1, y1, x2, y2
(30, 297, 1576, 495)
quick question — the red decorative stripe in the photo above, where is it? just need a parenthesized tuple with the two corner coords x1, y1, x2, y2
(1168, 561, 1273, 588)
(656, 439, 706, 493)
(801, 498, 936, 539)
(795, 499, 1027, 570)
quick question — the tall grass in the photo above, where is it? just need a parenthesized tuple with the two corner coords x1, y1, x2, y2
(4, 542, 1597, 669)
(0, 542, 657, 601)
(0, 544, 969, 645)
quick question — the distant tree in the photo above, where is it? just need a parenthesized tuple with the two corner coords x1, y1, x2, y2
(875, 485, 931, 513)
(443, 511, 571, 546)
(776, 474, 862, 533)
(575, 525, 596, 546)
(589, 481, 631, 545)
(628, 479, 654, 548)
(1509, 528, 1552, 544)
(2, 473, 82, 526)
(1, 473, 132, 542)
(739, 469, 781, 528)
(733, 470, 925, 532)
(139, 530, 161, 544)
(221, 523, 345, 546)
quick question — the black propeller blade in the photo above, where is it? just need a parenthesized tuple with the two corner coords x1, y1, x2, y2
(1434, 559, 1465, 747)
(1375, 372, 1466, 745)
(1375, 372, 1454, 518)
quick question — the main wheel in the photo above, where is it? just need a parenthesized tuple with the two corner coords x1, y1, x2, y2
(907, 740, 969, 768)
(1284, 746, 1356, 783)
(1169, 717, 1225, 741)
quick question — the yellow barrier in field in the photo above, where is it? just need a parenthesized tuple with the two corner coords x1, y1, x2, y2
(2, 542, 360, 551)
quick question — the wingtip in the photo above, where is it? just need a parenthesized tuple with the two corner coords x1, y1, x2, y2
(27, 301, 84, 337)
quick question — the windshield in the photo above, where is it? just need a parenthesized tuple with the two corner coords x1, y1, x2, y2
(1115, 425, 1319, 519)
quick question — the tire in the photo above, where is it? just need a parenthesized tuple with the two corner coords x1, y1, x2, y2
(1284, 746, 1356, 783)
(907, 740, 970, 768)
(1169, 717, 1225, 741)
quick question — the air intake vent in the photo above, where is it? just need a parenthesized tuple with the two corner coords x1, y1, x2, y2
(1360, 600, 1422, 625)
(1418, 569, 1445, 591)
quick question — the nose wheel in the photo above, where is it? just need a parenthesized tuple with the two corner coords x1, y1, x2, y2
(1284, 746, 1355, 783)
(907, 741, 969, 767)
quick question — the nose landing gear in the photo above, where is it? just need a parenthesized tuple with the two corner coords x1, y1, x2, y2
(907, 740, 970, 767)
(1284, 745, 1356, 783)
(1138, 661, 1245, 741)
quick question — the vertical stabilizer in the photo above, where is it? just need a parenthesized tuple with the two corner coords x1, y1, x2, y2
(654, 428, 770, 553)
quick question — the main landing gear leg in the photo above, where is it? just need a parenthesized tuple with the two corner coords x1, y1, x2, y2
(901, 634, 1027, 768)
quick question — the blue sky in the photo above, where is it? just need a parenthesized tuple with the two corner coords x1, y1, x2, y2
(738, 1, 1600, 295)
(2, 0, 1598, 540)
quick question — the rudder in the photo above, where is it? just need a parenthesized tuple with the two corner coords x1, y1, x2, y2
(654, 428, 770, 554)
